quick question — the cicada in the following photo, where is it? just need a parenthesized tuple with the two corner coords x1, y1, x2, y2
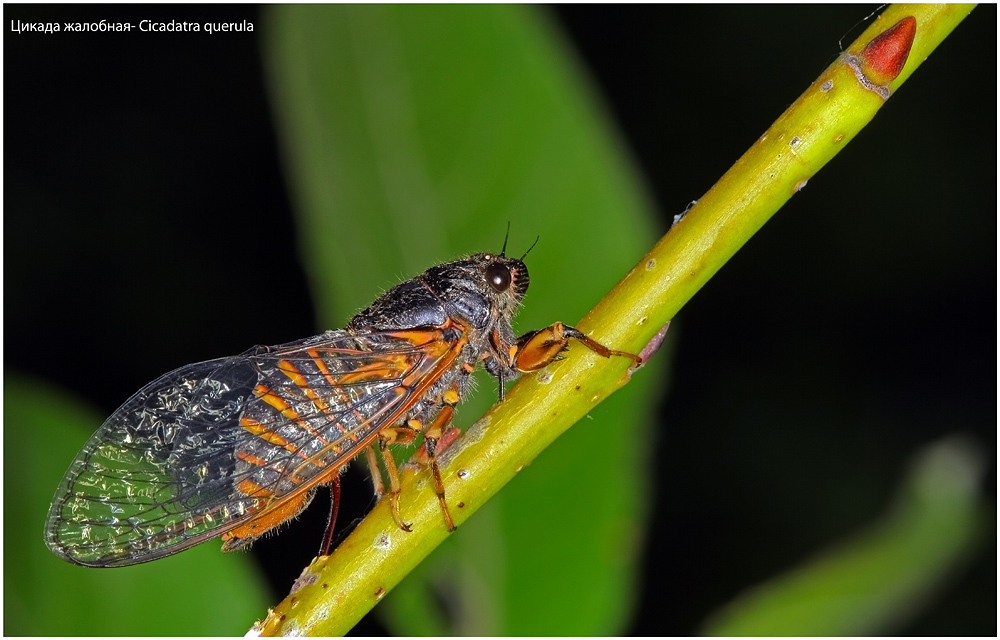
(45, 249, 640, 567)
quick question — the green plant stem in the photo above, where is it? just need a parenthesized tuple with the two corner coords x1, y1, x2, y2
(253, 4, 974, 635)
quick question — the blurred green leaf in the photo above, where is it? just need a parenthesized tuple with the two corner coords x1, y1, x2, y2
(701, 436, 987, 636)
(3, 374, 271, 636)
(262, 4, 663, 634)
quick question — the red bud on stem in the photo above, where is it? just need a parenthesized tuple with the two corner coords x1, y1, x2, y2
(860, 16, 917, 86)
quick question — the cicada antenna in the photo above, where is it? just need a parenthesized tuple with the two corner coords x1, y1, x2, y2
(500, 221, 511, 257)
(520, 235, 540, 260)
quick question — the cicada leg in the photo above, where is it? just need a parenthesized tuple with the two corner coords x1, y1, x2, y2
(411, 425, 462, 467)
(319, 476, 341, 557)
(512, 321, 641, 372)
(375, 385, 464, 534)
(416, 399, 460, 532)
(377, 429, 415, 533)
(364, 445, 385, 499)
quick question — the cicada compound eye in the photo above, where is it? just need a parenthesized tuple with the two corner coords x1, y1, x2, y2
(486, 261, 512, 293)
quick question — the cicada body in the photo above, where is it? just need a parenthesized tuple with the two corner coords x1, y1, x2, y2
(45, 252, 638, 567)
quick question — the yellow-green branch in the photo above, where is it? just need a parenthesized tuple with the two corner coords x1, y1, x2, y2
(252, 5, 974, 635)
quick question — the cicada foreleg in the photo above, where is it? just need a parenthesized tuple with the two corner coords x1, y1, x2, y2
(512, 321, 641, 372)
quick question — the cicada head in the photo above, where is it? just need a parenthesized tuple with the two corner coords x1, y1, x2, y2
(420, 252, 529, 335)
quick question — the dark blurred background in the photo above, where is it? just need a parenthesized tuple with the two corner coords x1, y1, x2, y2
(5, 4, 994, 635)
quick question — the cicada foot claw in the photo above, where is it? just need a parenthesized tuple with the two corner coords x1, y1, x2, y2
(390, 491, 412, 532)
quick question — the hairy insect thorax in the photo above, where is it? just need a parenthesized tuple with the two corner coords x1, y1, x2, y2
(347, 253, 529, 381)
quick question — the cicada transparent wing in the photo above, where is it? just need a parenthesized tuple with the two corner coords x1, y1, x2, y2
(45, 329, 461, 567)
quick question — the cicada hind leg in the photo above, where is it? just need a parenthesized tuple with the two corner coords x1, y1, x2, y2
(512, 321, 641, 372)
